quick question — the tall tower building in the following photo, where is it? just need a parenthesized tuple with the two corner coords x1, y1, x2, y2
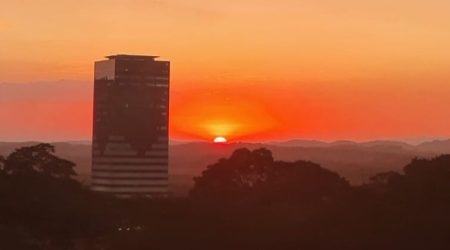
(91, 54, 170, 198)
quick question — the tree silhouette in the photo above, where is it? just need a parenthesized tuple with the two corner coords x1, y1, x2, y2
(190, 148, 275, 202)
(264, 160, 350, 204)
(369, 171, 402, 186)
(2, 143, 76, 178)
(0, 155, 5, 173)
(2, 143, 450, 250)
(0, 144, 115, 249)
(401, 155, 450, 200)
(190, 148, 350, 205)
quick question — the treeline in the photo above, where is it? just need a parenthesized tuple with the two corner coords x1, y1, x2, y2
(1, 144, 450, 249)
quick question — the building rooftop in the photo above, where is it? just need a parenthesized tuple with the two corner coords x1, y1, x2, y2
(106, 54, 159, 61)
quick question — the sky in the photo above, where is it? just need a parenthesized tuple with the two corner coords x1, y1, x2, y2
(1, 0, 450, 142)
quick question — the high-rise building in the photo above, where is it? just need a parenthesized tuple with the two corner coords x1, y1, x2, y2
(91, 54, 170, 198)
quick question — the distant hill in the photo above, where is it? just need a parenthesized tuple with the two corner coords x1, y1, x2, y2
(417, 139, 450, 154)
(1, 139, 449, 196)
(269, 139, 415, 150)
(268, 139, 330, 148)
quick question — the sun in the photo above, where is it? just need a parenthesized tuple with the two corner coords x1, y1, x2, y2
(213, 136, 227, 143)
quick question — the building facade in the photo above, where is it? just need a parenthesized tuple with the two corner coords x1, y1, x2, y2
(91, 55, 170, 197)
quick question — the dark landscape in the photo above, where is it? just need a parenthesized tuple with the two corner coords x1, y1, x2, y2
(1, 139, 449, 196)
(2, 142, 450, 249)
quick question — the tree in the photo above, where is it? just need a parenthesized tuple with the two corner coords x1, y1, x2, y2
(0, 144, 112, 250)
(366, 171, 403, 194)
(369, 171, 402, 186)
(2, 143, 76, 178)
(0, 155, 5, 173)
(264, 160, 350, 204)
(365, 155, 450, 201)
(401, 155, 450, 200)
(404, 155, 450, 179)
(190, 148, 275, 202)
(190, 148, 350, 205)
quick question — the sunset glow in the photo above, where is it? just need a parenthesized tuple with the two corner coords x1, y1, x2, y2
(1, 0, 450, 142)
(3, 1, 450, 248)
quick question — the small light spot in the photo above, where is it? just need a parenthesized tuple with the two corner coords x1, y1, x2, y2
(214, 136, 227, 143)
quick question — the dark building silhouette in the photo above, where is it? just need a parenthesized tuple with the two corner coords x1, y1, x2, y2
(91, 54, 170, 197)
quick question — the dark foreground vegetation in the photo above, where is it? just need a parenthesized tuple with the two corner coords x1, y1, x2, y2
(1, 144, 450, 250)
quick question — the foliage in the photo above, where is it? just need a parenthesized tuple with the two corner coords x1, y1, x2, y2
(191, 148, 350, 205)
(190, 148, 275, 202)
(0, 143, 111, 249)
(2, 145, 450, 249)
(2, 143, 76, 178)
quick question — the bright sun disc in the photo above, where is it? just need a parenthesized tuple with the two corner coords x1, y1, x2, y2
(213, 136, 227, 143)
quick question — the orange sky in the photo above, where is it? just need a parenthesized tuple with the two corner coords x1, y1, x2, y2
(1, 0, 450, 142)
